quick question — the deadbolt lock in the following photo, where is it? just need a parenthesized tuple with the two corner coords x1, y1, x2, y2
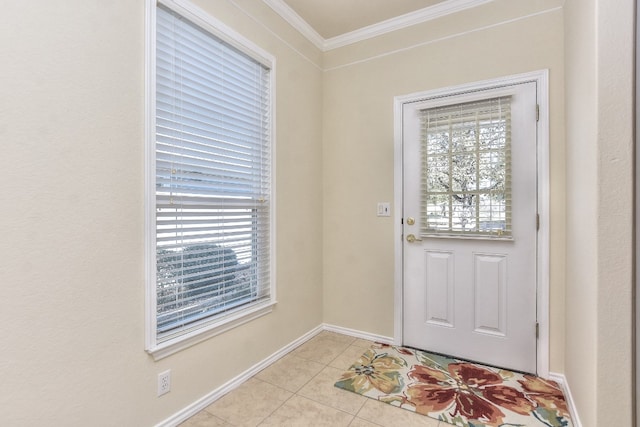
(406, 217, 415, 225)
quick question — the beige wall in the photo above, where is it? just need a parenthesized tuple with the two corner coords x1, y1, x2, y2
(564, 0, 635, 425)
(2, 0, 636, 425)
(322, 0, 567, 372)
(0, 1, 323, 425)
(563, 0, 598, 422)
(594, 1, 634, 424)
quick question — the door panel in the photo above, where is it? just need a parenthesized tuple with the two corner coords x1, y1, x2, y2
(473, 253, 507, 336)
(424, 250, 454, 327)
(402, 82, 537, 373)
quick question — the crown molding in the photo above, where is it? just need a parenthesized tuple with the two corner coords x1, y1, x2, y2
(262, 0, 325, 50)
(325, 0, 494, 50)
(263, 0, 494, 52)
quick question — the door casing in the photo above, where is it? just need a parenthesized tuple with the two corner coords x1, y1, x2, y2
(393, 70, 550, 378)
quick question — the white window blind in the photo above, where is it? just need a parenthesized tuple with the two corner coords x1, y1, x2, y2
(421, 96, 511, 237)
(154, 4, 272, 344)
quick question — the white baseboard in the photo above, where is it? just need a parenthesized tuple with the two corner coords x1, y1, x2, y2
(157, 325, 580, 427)
(155, 324, 324, 427)
(322, 323, 394, 344)
(548, 372, 583, 427)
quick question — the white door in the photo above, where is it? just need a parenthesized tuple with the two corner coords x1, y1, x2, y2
(402, 82, 538, 373)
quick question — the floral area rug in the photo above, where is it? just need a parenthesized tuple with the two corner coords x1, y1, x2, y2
(334, 344, 572, 427)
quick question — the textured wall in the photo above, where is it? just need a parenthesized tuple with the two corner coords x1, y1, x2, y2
(2, 0, 634, 425)
(564, 0, 635, 425)
(563, 0, 599, 422)
(593, 0, 634, 424)
(0, 1, 324, 425)
(322, 0, 566, 372)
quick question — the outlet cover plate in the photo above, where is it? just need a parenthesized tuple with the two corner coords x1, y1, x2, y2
(158, 370, 171, 396)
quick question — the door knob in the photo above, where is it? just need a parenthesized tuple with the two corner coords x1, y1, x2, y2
(406, 234, 422, 243)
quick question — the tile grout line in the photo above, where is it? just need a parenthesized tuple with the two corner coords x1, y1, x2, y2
(187, 332, 373, 427)
(257, 347, 358, 426)
(290, 333, 361, 425)
(295, 337, 372, 423)
(255, 389, 296, 426)
(254, 334, 350, 426)
(291, 394, 359, 424)
(259, 374, 314, 426)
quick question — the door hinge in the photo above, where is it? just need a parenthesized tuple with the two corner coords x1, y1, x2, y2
(535, 322, 539, 339)
(536, 213, 540, 231)
(536, 104, 540, 122)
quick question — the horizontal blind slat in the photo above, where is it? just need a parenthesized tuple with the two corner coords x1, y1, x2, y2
(156, 124, 269, 153)
(420, 96, 511, 237)
(156, 196, 269, 207)
(156, 10, 269, 83)
(156, 60, 268, 105)
(156, 86, 268, 131)
(156, 21, 269, 83)
(154, 4, 271, 343)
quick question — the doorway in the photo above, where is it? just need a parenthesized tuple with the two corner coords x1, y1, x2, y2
(393, 71, 550, 376)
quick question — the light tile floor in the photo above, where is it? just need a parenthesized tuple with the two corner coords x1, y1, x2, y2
(179, 331, 441, 427)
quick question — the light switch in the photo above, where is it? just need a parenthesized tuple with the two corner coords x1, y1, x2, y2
(377, 202, 391, 217)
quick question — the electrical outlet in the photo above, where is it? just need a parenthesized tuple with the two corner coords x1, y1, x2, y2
(158, 370, 171, 396)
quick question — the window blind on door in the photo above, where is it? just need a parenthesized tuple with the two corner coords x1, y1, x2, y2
(420, 96, 512, 237)
(155, 4, 271, 343)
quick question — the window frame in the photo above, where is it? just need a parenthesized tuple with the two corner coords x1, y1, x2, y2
(145, 0, 276, 360)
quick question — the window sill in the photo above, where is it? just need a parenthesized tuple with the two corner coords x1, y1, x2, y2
(146, 300, 276, 361)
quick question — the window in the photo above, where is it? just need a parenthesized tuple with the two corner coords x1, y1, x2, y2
(146, 1, 275, 357)
(421, 97, 511, 238)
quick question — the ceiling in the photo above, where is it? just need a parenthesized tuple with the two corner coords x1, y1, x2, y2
(282, 0, 448, 39)
(265, 0, 490, 51)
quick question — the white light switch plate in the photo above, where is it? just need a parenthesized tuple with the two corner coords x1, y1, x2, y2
(377, 202, 391, 217)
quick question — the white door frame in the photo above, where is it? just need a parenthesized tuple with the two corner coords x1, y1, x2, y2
(393, 70, 550, 378)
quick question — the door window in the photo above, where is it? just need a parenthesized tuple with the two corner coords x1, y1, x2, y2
(421, 96, 512, 238)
